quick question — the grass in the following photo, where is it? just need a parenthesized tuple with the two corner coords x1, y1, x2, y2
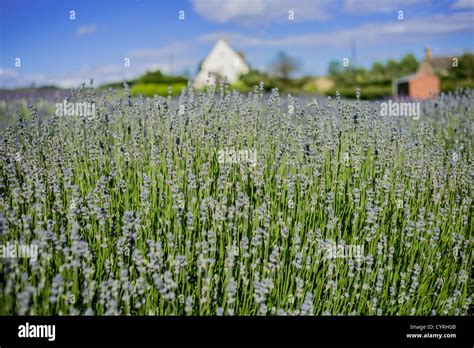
(0, 83, 472, 316)
(131, 82, 187, 97)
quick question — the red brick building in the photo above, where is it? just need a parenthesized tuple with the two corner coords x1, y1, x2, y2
(394, 48, 452, 100)
(394, 71, 440, 100)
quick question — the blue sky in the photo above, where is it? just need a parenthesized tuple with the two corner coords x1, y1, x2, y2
(0, 0, 473, 88)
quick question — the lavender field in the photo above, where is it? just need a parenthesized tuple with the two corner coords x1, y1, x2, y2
(0, 84, 472, 315)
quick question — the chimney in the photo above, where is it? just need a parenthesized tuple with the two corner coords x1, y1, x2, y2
(425, 47, 432, 59)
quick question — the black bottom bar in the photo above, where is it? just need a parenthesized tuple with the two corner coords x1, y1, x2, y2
(0, 316, 471, 346)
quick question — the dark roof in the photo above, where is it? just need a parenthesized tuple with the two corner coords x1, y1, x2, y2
(236, 51, 246, 60)
(428, 56, 453, 71)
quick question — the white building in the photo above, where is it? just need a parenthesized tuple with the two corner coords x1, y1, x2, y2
(194, 39, 249, 88)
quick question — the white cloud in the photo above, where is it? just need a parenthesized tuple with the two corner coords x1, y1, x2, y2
(0, 68, 49, 88)
(0, 64, 140, 88)
(198, 11, 474, 48)
(128, 42, 190, 60)
(343, 0, 426, 14)
(127, 41, 199, 75)
(0, 68, 20, 79)
(76, 24, 98, 37)
(452, 0, 474, 9)
(0, 41, 199, 88)
(191, 0, 333, 24)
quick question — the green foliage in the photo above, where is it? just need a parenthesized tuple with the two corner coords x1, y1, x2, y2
(230, 80, 251, 93)
(302, 80, 317, 94)
(131, 83, 186, 96)
(441, 78, 474, 92)
(370, 62, 385, 80)
(240, 70, 279, 90)
(328, 54, 419, 84)
(448, 53, 474, 79)
(137, 70, 187, 84)
(328, 60, 342, 77)
(238, 70, 315, 94)
(98, 70, 187, 91)
(399, 54, 419, 76)
(325, 85, 393, 100)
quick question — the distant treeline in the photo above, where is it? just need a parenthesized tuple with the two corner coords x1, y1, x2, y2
(98, 53, 473, 99)
(100, 70, 188, 96)
(326, 53, 474, 99)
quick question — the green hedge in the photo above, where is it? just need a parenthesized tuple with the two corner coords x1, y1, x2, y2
(136, 71, 187, 85)
(440, 79, 474, 93)
(230, 80, 252, 93)
(131, 83, 187, 97)
(325, 85, 392, 100)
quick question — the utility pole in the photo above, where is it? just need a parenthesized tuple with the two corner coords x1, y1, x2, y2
(350, 39, 357, 69)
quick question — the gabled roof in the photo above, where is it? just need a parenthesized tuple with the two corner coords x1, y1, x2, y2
(194, 39, 249, 87)
(428, 56, 453, 71)
(419, 49, 453, 75)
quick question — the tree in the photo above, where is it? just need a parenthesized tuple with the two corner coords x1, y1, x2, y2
(399, 54, 418, 75)
(328, 60, 343, 77)
(370, 62, 386, 80)
(271, 52, 299, 79)
(137, 70, 187, 84)
(385, 59, 400, 78)
(450, 53, 474, 79)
